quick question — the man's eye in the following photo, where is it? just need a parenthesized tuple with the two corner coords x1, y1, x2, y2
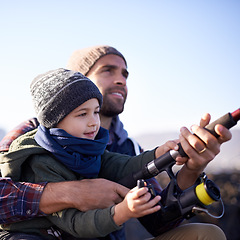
(104, 68, 111, 72)
(123, 70, 129, 79)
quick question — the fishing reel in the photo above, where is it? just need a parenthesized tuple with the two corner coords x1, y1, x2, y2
(157, 172, 222, 220)
(136, 172, 224, 236)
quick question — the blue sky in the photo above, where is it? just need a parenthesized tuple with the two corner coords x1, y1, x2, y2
(0, 0, 239, 138)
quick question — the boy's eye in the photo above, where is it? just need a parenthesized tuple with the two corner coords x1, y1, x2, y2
(78, 113, 86, 117)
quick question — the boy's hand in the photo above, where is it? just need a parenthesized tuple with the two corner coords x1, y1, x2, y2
(113, 186, 161, 226)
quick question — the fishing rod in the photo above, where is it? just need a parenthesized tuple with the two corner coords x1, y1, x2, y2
(119, 108, 240, 236)
(120, 108, 240, 188)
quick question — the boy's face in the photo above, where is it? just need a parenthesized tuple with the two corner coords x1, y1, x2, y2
(57, 98, 100, 140)
(86, 54, 128, 117)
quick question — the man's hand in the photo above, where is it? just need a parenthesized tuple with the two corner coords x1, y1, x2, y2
(40, 178, 129, 214)
(176, 113, 232, 190)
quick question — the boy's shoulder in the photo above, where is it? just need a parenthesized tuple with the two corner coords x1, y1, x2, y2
(9, 129, 39, 151)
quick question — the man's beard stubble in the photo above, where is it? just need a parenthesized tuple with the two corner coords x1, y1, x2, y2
(100, 94, 125, 117)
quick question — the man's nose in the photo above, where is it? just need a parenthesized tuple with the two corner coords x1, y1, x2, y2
(114, 75, 127, 86)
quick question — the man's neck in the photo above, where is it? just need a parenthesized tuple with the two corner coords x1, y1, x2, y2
(100, 115, 113, 130)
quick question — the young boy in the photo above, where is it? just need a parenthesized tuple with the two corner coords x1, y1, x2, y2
(0, 68, 226, 240)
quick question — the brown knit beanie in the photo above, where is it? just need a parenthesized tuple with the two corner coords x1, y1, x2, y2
(30, 68, 102, 128)
(66, 45, 127, 75)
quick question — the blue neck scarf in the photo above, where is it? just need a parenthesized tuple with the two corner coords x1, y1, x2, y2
(35, 125, 109, 178)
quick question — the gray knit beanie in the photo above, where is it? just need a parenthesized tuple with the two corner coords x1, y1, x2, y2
(30, 68, 103, 128)
(66, 45, 127, 75)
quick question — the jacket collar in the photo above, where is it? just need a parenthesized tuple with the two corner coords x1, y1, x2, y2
(109, 116, 128, 146)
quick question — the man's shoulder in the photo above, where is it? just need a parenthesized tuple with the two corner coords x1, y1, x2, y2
(128, 137, 143, 155)
(0, 118, 39, 152)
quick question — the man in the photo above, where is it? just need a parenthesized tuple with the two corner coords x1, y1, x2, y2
(66, 45, 230, 239)
(0, 46, 231, 239)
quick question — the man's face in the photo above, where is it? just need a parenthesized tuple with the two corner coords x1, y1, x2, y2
(86, 54, 128, 117)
